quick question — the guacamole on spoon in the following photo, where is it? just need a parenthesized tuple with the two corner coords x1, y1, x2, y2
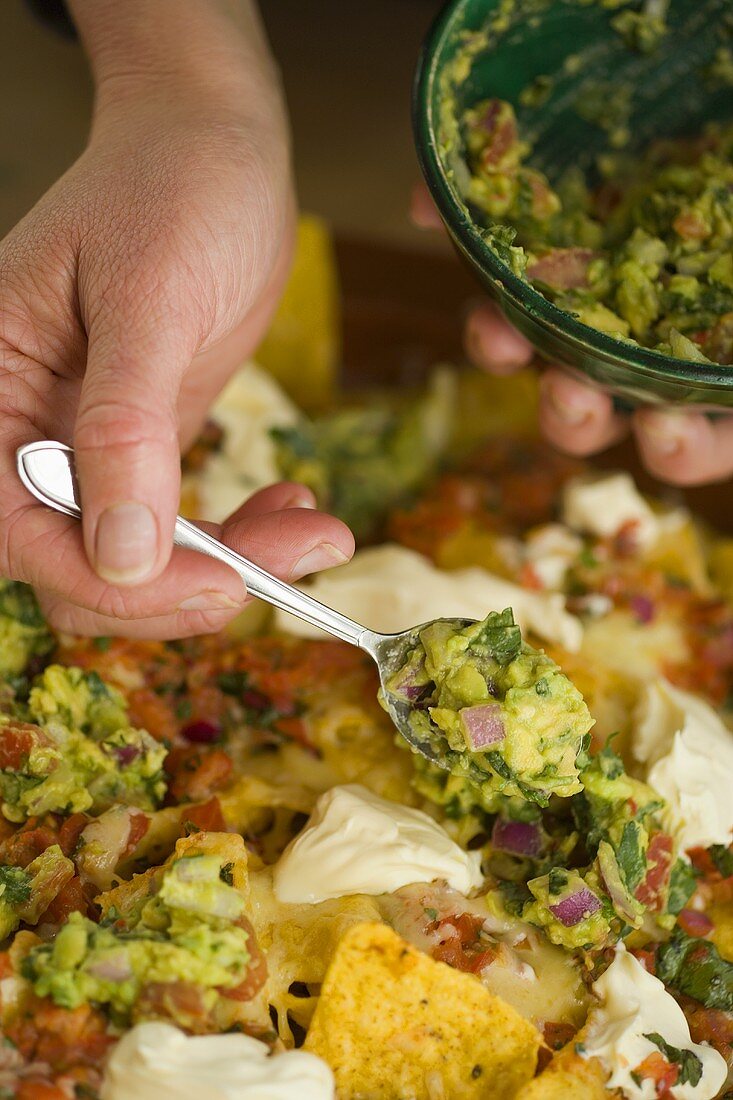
(384, 609, 594, 810)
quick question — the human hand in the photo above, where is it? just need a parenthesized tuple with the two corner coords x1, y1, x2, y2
(412, 184, 733, 486)
(0, 0, 354, 638)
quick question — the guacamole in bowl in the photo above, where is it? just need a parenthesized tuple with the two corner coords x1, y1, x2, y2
(414, 0, 733, 405)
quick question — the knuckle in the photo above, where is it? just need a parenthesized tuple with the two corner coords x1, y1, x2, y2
(74, 399, 176, 456)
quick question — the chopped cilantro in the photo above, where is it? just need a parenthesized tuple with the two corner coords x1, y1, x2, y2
(667, 859, 698, 916)
(535, 677, 550, 697)
(709, 844, 733, 879)
(175, 699, 193, 721)
(472, 608, 522, 667)
(0, 864, 32, 907)
(643, 1033, 703, 1087)
(547, 867, 569, 895)
(615, 821, 646, 892)
(656, 931, 733, 1012)
(424, 907, 438, 921)
(92, 637, 112, 652)
(596, 743, 625, 781)
(217, 671, 251, 696)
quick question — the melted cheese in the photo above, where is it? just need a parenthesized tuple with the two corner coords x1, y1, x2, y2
(582, 947, 726, 1100)
(272, 784, 483, 904)
(275, 544, 583, 651)
(197, 362, 299, 522)
(633, 679, 733, 851)
(101, 1022, 334, 1100)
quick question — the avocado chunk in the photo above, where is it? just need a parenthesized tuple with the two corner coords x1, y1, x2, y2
(386, 609, 593, 811)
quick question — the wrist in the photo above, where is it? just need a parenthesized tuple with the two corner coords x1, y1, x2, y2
(68, 0, 282, 130)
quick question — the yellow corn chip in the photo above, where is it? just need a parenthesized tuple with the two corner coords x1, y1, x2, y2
(304, 921, 539, 1099)
(521, 1046, 611, 1099)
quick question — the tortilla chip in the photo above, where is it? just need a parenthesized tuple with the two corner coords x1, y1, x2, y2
(521, 1046, 611, 1099)
(303, 921, 539, 1099)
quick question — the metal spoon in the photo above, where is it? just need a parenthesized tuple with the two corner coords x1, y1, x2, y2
(17, 440, 472, 768)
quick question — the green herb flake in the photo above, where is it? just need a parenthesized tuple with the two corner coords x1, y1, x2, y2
(643, 1032, 703, 1087)
(0, 864, 32, 907)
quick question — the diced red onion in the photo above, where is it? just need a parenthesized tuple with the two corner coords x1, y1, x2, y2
(241, 688, 271, 711)
(182, 719, 221, 744)
(88, 953, 133, 983)
(113, 745, 140, 767)
(491, 819, 543, 858)
(389, 660, 428, 703)
(527, 248, 598, 291)
(460, 704, 505, 750)
(629, 595, 655, 624)
(549, 888, 601, 927)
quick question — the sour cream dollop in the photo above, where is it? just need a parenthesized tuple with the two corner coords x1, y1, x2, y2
(275, 544, 583, 651)
(562, 472, 680, 550)
(633, 679, 733, 851)
(582, 947, 726, 1100)
(273, 784, 483, 904)
(101, 1022, 335, 1100)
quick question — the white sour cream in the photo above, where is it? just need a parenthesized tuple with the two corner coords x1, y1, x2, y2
(197, 362, 300, 522)
(582, 947, 726, 1100)
(633, 679, 733, 852)
(562, 473, 678, 550)
(101, 1022, 334, 1100)
(273, 784, 483, 904)
(274, 544, 583, 651)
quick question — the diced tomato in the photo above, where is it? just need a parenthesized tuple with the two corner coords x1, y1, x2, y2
(542, 1021, 577, 1050)
(630, 948, 656, 974)
(37, 876, 88, 924)
(127, 686, 178, 743)
(166, 746, 233, 803)
(677, 908, 714, 938)
(636, 833, 673, 911)
(683, 997, 733, 1059)
(15, 1082, 68, 1100)
(134, 981, 209, 1029)
(632, 1051, 678, 1095)
(430, 912, 496, 974)
(672, 210, 708, 241)
(0, 723, 40, 770)
(0, 821, 59, 867)
(688, 846, 720, 881)
(122, 812, 150, 859)
(57, 813, 90, 857)
(7, 999, 113, 1071)
(182, 797, 227, 833)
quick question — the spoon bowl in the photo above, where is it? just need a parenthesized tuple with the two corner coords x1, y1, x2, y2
(16, 440, 472, 769)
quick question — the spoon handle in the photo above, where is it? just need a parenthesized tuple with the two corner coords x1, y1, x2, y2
(16, 440, 370, 648)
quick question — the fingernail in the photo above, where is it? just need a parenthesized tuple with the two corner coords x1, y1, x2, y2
(178, 591, 241, 612)
(95, 502, 158, 583)
(284, 491, 316, 510)
(639, 422, 685, 456)
(292, 542, 350, 578)
(546, 385, 590, 426)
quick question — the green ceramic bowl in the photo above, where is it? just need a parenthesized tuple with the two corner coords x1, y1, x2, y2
(414, 0, 733, 407)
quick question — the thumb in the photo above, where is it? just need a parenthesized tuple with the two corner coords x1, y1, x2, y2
(73, 297, 195, 586)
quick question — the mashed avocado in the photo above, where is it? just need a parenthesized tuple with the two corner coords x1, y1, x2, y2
(271, 371, 454, 540)
(462, 98, 733, 364)
(385, 609, 593, 810)
(0, 580, 53, 680)
(0, 665, 166, 822)
(21, 849, 251, 1023)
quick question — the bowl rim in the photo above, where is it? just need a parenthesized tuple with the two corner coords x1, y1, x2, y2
(412, 0, 733, 395)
